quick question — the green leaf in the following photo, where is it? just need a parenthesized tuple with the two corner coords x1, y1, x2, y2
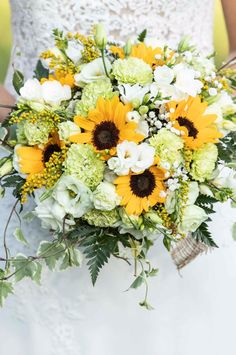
(137, 29, 147, 42)
(14, 228, 29, 247)
(0, 126, 8, 142)
(33, 262, 42, 285)
(34, 60, 49, 80)
(195, 194, 218, 215)
(80, 232, 118, 285)
(37, 241, 65, 271)
(12, 70, 24, 95)
(69, 247, 83, 267)
(232, 222, 236, 241)
(2, 174, 25, 188)
(0, 281, 14, 307)
(163, 236, 171, 251)
(12, 254, 38, 282)
(192, 222, 218, 248)
(148, 268, 159, 277)
(129, 271, 145, 289)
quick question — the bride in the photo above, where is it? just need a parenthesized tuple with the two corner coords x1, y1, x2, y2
(0, 1, 236, 355)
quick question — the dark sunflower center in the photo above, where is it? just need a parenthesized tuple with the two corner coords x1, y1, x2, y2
(92, 121, 120, 150)
(130, 170, 156, 198)
(43, 144, 61, 163)
(177, 117, 198, 138)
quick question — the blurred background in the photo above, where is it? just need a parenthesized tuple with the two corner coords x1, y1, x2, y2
(0, 0, 230, 83)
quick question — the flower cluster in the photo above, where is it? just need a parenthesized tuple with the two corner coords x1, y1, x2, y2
(0, 25, 235, 308)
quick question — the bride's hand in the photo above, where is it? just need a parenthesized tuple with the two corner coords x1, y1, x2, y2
(0, 85, 15, 122)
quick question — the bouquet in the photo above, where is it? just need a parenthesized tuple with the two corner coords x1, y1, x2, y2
(0, 25, 235, 309)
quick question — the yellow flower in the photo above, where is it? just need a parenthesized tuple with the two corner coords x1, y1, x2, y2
(114, 166, 166, 216)
(70, 96, 144, 158)
(16, 133, 63, 175)
(167, 96, 223, 150)
(110, 42, 173, 67)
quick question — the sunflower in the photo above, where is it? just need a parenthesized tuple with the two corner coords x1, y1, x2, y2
(16, 132, 63, 175)
(70, 96, 144, 158)
(167, 96, 222, 150)
(114, 166, 166, 216)
(110, 43, 173, 68)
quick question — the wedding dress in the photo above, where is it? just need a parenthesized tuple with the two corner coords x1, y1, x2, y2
(1, 1, 236, 355)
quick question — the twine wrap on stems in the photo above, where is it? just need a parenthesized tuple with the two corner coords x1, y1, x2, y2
(171, 235, 209, 270)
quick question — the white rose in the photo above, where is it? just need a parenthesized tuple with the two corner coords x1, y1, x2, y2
(65, 41, 83, 65)
(34, 196, 74, 232)
(53, 175, 93, 218)
(74, 58, 111, 86)
(118, 84, 150, 105)
(154, 65, 175, 85)
(19, 79, 43, 102)
(187, 181, 199, 205)
(178, 205, 208, 233)
(58, 121, 81, 142)
(93, 182, 121, 210)
(173, 63, 203, 98)
(41, 80, 71, 106)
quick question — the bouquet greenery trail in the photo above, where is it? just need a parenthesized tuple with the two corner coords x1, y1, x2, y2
(0, 24, 235, 309)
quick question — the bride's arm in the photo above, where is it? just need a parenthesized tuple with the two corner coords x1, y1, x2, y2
(0, 85, 15, 122)
(221, 0, 236, 59)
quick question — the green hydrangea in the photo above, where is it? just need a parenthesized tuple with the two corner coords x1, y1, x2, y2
(112, 58, 153, 85)
(83, 208, 120, 227)
(190, 143, 218, 182)
(75, 78, 114, 117)
(149, 128, 184, 167)
(16, 122, 28, 144)
(23, 120, 53, 145)
(63, 144, 105, 190)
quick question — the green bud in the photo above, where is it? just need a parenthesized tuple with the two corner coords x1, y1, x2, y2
(143, 94, 150, 105)
(131, 98, 141, 108)
(149, 103, 156, 110)
(124, 39, 132, 57)
(139, 105, 149, 115)
(94, 23, 107, 50)
(0, 158, 13, 177)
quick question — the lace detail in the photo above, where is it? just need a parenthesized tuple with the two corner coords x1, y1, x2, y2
(5, 0, 214, 94)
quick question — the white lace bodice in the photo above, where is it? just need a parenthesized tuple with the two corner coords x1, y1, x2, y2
(5, 0, 215, 93)
(3, 2, 236, 355)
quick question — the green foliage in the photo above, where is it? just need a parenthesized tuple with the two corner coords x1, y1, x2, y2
(37, 241, 65, 271)
(34, 60, 49, 80)
(12, 70, 24, 95)
(14, 228, 29, 247)
(1, 174, 26, 199)
(192, 222, 218, 248)
(195, 194, 218, 215)
(0, 281, 14, 307)
(12, 254, 42, 283)
(80, 231, 120, 285)
(232, 222, 236, 241)
(137, 29, 147, 42)
(163, 236, 172, 251)
(217, 132, 236, 163)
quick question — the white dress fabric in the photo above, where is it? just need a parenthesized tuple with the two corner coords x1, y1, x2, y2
(1, 1, 236, 355)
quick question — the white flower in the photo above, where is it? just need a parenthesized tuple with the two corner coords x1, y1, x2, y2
(118, 84, 149, 105)
(53, 175, 93, 218)
(213, 167, 236, 200)
(131, 143, 155, 173)
(93, 182, 121, 210)
(173, 63, 203, 98)
(65, 41, 83, 65)
(34, 195, 74, 232)
(108, 141, 154, 175)
(208, 88, 218, 96)
(58, 121, 81, 142)
(108, 141, 139, 176)
(19, 79, 43, 102)
(127, 110, 141, 123)
(154, 65, 175, 85)
(41, 80, 71, 106)
(74, 58, 111, 86)
(178, 205, 208, 233)
(187, 181, 199, 205)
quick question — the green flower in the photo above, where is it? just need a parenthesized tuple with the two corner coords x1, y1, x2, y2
(16, 122, 28, 144)
(112, 58, 153, 85)
(83, 209, 120, 227)
(75, 78, 114, 117)
(23, 120, 53, 145)
(149, 128, 184, 167)
(63, 144, 105, 190)
(190, 143, 218, 182)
